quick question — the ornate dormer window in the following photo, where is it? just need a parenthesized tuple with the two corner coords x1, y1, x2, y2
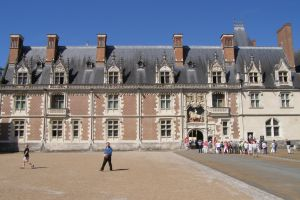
(36, 57, 45, 70)
(50, 55, 69, 85)
(244, 56, 262, 86)
(155, 54, 174, 84)
(274, 58, 292, 86)
(207, 52, 226, 84)
(104, 53, 123, 84)
(86, 57, 94, 69)
(14, 55, 32, 85)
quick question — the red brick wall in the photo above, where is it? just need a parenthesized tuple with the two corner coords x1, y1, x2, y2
(69, 95, 89, 115)
(81, 118, 89, 140)
(142, 94, 156, 115)
(142, 118, 157, 140)
(229, 92, 240, 139)
(28, 118, 42, 140)
(1, 95, 12, 116)
(94, 118, 103, 140)
(123, 118, 137, 140)
(123, 95, 136, 115)
(28, 95, 43, 115)
(95, 94, 105, 115)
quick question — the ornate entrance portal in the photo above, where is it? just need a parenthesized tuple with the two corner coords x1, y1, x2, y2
(188, 129, 203, 148)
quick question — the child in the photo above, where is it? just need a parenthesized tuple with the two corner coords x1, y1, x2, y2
(22, 144, 34, 169)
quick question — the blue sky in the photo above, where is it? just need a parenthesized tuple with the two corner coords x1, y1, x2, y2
(0, 0, 299, 67)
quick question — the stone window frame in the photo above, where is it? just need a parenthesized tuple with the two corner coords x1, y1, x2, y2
(71, 119, 81, 141)
(50, 60, 69, 85)
(12, 119, 26, 139)
(106, 119, 119, 139)
(17, 72, 28, 85)
(249, 72, 258, 83)
(160, 94, 171, 110)
(50, 94, 65, 109)
(107, 94, 119, 110)
(104, 53, 123, 84)
(274, 59, 293, 87)
(108, 71, 119, 84)
(265, 118, 279, 137)
(280, 92, 293, 108)
(160, 119, 172, 138)
(221, 120, 229, 136)
(248, 92, 263, 109)
(155, 54, 174, 84)
(207, 52, 226, 84)
(50, 119, 64, 141)
(54, 72, 65, 84)
(243, 56, 263, 86)
(14, 94, 27, 112)
(212, 93, 225, 107)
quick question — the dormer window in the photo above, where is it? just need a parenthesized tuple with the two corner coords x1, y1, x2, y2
(17, 72, 28, 84)
(208, 52, 226, 84)
(212, 72, 222, 84)
(274, 59, 292, 86)
(86, 57, 94, 69)
(108, 71, 119, 84)
(54, 72, 65, 84)
(279, 71, 288, 83)
(156, 54, 174, 84)
(160, 71, 170, 84)
(249, 72, 258, 83)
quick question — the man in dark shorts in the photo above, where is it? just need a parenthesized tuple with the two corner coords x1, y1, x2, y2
(22, 144, 34, 169)
(100, 142, 113, 171)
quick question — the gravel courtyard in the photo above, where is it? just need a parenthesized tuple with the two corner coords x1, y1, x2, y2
(0, 151, 281, 200)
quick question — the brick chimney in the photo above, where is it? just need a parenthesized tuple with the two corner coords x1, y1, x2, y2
(221, 34, 235, 63)
(173, 34, 183, 66)
(96, 34, 107, 64)
(9, 34, 23, 64)
(46, 34, 59, 63)
(277, 23, 295, 67)
(251, 40, 256, 47)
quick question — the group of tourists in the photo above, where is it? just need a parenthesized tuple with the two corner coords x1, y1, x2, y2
(184, 136, 296, 156)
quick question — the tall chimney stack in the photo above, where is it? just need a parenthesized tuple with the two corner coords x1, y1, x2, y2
(9, 34, 23, 64)
(221, 34, 235, 63)
(96, 34, 107, 64)
(46, 34, 59, 63)
(277, 23, 295, 67)
(173, 34, 184, 66)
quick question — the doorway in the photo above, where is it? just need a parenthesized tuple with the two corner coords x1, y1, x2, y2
(188, 129, 203, 148)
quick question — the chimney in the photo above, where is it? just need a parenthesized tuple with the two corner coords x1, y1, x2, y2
(46, 34, 59, 63)
(251, 40, 256, 47)
(96, 34, 107, 63)
(277, 23, 295, 67)
(9, 34, 23, 64)
(173, 34, 184, 66)
(221, 34, 235, 63)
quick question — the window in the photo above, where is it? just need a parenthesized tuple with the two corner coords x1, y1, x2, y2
(265, 118, 279, 137)
(212, 72, 222, 84)
(51, 95, 64, 109)
(222, 121, 229, 136)
(160, 71, 170, 84)
(250, 93, 260, 108)
(15, 95, 26, 110)
(108, 72, 119, 84)
(212, 94, 224, 107)
(54, 72, 64, 84)
(107, 95, 118, 110)
(249, 72, 258, 83)
(160, 94, 171, 110)
(13, 120, 25, 138)
(281, 93, 290, 108)
(160, 120, 171, 137)
(72, 120, 80, 139)
(52, 120, 63, 139)
(279, 71, 288, 83)
(17, 72, 28, 84)
(107, 120, 118, 138)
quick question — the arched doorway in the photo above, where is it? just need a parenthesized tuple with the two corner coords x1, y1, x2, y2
(188, 129, 203, 149)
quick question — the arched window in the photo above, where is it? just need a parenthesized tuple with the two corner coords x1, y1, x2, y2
(265, 118, 279, 137)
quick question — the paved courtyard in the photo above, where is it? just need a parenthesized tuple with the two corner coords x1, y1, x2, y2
(176, 150, 300, 200)
(0, 151, 282, 200)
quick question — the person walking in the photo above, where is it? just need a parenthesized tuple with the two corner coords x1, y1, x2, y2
(270, 140, 276, 154)
(198, 140, 203, 153)
(286, 139, 291, 154)
(100, 142, 113, 171)
(22, 144, 34, 169)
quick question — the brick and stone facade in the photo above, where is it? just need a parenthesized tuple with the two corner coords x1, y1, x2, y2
(0, 23, 300, 151)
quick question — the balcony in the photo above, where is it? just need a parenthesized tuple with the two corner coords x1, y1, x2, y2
(47, 108, 67, 116)
(208, 107, 230, 117)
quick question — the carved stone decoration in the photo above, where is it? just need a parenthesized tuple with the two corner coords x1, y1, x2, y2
(186, 93, 205, 122)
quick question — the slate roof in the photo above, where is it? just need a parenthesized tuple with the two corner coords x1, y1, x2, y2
(2, 24, 299, 89)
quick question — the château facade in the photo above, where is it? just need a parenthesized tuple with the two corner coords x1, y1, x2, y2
(0, 23, 299, 151)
